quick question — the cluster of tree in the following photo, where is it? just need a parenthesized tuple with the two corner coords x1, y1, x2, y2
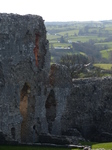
(58, 54, 110, 78)
(59, 36, 66, 43)
(104, 35, 112, 42)
(58, 54, 89, 78)
(78, 25, 112, 37)
(72, 41, 102, 62)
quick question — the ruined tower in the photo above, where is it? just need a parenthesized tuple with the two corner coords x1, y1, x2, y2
(0, 13, 50, 143)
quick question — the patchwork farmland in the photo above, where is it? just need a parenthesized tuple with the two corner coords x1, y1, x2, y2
(45, 21, 112, 72)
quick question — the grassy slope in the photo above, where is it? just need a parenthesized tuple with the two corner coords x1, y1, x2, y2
(94, 63, 112, 70)
(78, 142, 112, 149)
(92, 142, 112, 149)
(1, 143, 112, 150)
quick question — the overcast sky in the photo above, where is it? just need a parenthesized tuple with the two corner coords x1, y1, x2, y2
(0, 0, 112, 22)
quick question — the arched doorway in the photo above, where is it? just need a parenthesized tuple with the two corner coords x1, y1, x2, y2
(45, 90, 57, 133)
(20, 82, 30, 142)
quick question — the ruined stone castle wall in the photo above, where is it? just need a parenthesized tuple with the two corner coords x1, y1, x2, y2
(1, 13, 112, 144)
(0, 13, 50, 143)
(61, 77, 112, 142)
(50, 64, 112, 142)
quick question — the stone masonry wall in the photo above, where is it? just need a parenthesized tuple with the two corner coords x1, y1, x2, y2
(50, 64, 112, 142)
(0, 13, 50, 143)
(61, 77, 112, 142)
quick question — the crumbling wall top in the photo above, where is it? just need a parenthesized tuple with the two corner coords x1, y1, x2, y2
(0, 13, 45, 35)
(0, 13, 50, 71)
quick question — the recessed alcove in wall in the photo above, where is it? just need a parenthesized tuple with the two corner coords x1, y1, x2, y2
(45, 89, 57, 133)
(20, 82, 31, 142)
(11, 127, 15, 140)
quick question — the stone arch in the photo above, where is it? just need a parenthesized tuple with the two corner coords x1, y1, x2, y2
(45, 89, 57, 133)
(20, 82, 31, 142)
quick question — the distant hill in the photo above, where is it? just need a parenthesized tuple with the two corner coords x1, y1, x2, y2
(45, 20, 112, 64)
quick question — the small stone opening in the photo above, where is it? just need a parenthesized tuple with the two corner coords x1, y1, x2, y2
(45, 90, 56, 133)
(20, 82, 31, 142)
(11, 127, 15, 140)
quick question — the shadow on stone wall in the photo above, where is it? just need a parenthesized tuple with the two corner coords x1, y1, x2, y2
(20, 82, 31, 142)
(45, 90, 57, 134)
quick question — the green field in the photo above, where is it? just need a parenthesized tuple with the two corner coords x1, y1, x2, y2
(47, 32, 106, 43)
(100, 49, 112, 59)
(1, 142, 112, 150)
(92, 142, 112, 149)
(94, 63, 112, 70)
(95, 42, 112, 48)
(81, 142, 112, 149)
(47, 34, 61, 40)
(57, 29, 79, 36)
